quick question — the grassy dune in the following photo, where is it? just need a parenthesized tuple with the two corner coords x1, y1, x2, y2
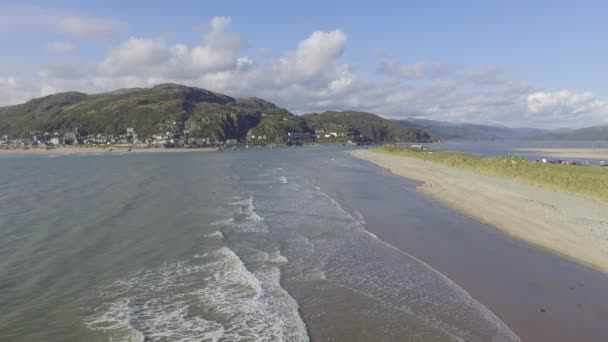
(376, 145, 608, 203)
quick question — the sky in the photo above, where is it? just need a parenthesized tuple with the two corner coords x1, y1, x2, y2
(1, 0, 607, 128)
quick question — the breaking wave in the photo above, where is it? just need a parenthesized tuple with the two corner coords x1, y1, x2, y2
(84, 246, 308, 341)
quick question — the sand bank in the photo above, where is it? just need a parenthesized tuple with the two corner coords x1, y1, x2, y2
(516, 148, 608, 160)
(350, 149, 608, 274)
(0, 147, 218, 154)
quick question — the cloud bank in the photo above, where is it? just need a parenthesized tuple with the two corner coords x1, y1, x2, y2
(0, 5, 127, 39)
(2, 15, 607, 128)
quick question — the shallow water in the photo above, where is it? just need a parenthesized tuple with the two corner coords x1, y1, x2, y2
(427, 140, 608, 163)
(1, 147, 522, 341)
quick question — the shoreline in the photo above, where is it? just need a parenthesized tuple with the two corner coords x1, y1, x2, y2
(345, 151, 608, 341)
(0, 147, 218, 154)
(515, 148, 608, 160)
(349, 149, 608, 275)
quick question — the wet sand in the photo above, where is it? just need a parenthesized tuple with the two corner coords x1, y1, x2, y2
(345, 151, 608, 341)
(350, 149, 608, 275)
(516, 148, 608, 160)
(0, 147, 218, 154)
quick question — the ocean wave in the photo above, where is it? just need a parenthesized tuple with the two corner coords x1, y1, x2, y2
(251, 175, 519, 341)
(84, 246, 308, 341)
(214, 195, 268, 233)
(203, 230, 224, 239)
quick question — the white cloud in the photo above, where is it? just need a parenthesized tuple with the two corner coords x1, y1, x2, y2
(0, 5, 126, 39)
(0, 77, 40, 105)
(378, 60, 454, 79)
(290, 30, 347, 79)
(99, 16, 246, 77)
(100, 38, 172, 75)
(47, 41, 74, 53)
(526, 90, 608, 125)
(461, 65, 505, 84)
(3, 16, 608, 129)
(38, 64, 88, 80)
(527, 90, 604, 114)
(58, 16, 127, 39)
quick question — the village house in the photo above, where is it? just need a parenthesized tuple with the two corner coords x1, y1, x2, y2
(287, 132, 313, 140)
(50, 137, 62, 146)
(63, 132, 78, 145)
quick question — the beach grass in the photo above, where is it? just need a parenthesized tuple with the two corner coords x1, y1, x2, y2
(375, 145, 608, 203)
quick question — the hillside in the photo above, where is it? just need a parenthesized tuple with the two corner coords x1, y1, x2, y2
(0, 84, 299, 143)
(533, 125, 608, 141)
(395, 118, 547, 141)
(0, 85, 431, 144)
(303, 111, 431, 143)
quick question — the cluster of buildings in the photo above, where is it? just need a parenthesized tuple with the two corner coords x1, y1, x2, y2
(2, 124, 366, 149)
(314, 129, 347, 139)
(0, 127, 220, 149)
(0, 132, 73, 149)
(247, 129, 357, 144)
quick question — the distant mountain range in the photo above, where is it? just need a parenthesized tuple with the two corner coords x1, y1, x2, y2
(394, 119, 548, 140)
(303, 111, 430, 143)
(0, 84, 428, 143)
(395, 118, 608, 141)
(530, 125, 608, 141)
(2, 84, 606, 144)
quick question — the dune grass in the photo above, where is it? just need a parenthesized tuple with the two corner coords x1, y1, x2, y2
(375, 145, 608, 203)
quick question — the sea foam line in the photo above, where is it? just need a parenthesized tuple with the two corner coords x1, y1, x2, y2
(301, 180, 520, 341)
(84, 245, 309, 341)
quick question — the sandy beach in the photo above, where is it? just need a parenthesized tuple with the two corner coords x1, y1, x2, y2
(350, 149, 608, 275)
(516, 148, 608, 160)
(0, 147, 218, 154)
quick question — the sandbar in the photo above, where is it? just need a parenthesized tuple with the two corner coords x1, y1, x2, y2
(350, 149, 608, 274)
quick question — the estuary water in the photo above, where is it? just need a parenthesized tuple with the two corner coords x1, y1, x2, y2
(427, 140, 608, 164)
(0, 147, 520, 341)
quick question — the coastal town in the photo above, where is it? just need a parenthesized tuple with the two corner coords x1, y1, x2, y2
(0, 126, 368, 150)
(1, 128, 213, 150)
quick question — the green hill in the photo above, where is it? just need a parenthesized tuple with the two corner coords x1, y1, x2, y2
(0, 84, 430, 144)
(533, 125, 608, 141)
(394, 118, 547, 140)
(303, 111, 431, 142)
(0, 84, 297, 142)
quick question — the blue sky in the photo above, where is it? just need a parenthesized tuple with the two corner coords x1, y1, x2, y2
(1, 1, 607, 128)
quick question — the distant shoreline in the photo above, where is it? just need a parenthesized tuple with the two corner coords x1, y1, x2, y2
(0, 147, 218, 154)
(515, 148, 608, 160)
(350, 149, 608, 275)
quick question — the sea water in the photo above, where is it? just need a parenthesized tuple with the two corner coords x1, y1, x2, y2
(0, 148, 519, 341)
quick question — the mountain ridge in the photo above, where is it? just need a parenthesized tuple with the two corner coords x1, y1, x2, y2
(394, 118, 548, 141)
(0, 84, 428, 144)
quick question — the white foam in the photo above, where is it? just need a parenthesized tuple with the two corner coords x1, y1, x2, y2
(248, 249, 290, 265)
(352, 209, 367, 226)
(275, 177, 519, 341)
(85, 246, 309, 341)
(219, 195, 268, 233)
(363, 230, 378, 239)
(278, 176, 288, 184)
(269, 250, 289, 264)
(204, 230, 224, 239)
(210, 217, 234, 226)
